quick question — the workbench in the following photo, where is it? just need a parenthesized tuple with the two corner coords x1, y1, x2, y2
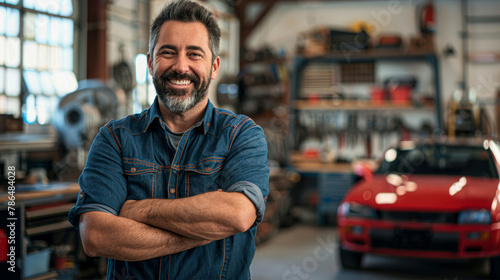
(290, 153, 356, 226)
(0, 182, 80, 280)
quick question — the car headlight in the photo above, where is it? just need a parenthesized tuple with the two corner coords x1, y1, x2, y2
(458, 209, 492, 224)
(339, 202, 376, 219)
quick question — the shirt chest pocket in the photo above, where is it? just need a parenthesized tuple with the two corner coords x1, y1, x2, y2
(123, 160, 158, 199)
(184, 157, 224, 197)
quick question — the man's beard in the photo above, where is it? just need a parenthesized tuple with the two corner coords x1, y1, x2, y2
(153, 70, 211, 114)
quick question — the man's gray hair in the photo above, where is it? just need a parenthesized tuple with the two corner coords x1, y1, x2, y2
(149, 0, 221, 62)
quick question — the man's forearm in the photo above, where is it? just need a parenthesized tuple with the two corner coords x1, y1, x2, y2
(79, 211, 210, 261)
(119, 191, 257, 240)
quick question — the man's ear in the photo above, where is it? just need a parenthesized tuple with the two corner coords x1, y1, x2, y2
(147, 52, 153, 74)
(211, 56, 220, 80)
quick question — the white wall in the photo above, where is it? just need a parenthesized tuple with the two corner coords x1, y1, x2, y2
(247, 1, 419, 53)
(105, 0, 151, 115)
(107, 0, 150, 65)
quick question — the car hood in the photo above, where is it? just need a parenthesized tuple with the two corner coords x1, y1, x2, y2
(346, 174, 499, 211)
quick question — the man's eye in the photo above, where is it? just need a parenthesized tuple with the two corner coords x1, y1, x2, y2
(190, 53, 202, 57)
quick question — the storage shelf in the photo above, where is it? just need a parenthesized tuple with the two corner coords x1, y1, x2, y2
(291, 52, 442, 129)
(461, 0, 500, 92)
(290, 152, 353, 173)
(0, 133, 57, 152)
(26, 203, 75, 219)
(26, 220, 73, 236)
(478, 98, 500, 105)
(466, 15, 500, 24)
(463, 32, 500, 39)
(300, 50, 437, 62)
(293, 100, 435, 111)
(468, 52, 500, 63)
(26, 271, 59, 280)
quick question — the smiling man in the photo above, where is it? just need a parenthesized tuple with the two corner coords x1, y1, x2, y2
(67, 0, 270, 279)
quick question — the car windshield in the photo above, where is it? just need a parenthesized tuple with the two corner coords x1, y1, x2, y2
(376, 144, 499, 178)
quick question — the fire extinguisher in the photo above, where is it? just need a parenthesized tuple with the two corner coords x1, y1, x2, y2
(0, 229, 7, 262)
(420, 1, 435, 34)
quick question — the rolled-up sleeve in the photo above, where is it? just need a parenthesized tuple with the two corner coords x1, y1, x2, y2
(68, 123, 127, 230)
(220, 117, 270, 228)
(226, 181, 266, 228)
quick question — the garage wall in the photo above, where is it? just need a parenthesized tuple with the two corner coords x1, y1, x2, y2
(246, 0, 500, 132)
(107, 0, 149, 69)
(104, 0, 150, 115)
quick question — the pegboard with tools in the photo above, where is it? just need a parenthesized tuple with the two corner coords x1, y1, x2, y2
(340, 62, 375, 84)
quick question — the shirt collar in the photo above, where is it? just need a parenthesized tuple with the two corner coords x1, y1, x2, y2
(147, 96, 213, 135)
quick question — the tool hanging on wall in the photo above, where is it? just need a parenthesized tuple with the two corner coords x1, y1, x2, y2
(112, 44, 135, 115)
(448, 84, 479, 139)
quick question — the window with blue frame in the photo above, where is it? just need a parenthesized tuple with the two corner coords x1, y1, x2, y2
(0, 0, 77, 125)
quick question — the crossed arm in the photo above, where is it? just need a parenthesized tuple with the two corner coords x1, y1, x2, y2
(79, 190, 257, 262)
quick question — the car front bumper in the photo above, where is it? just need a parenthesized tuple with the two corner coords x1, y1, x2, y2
(338, 218, 500, 259)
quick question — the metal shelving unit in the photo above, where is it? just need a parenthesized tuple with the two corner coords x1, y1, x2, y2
(290, 52, 442, 129)
(462, 0, 500, 89)
(289, 52, 442, 162)
(288, 51, 442, 225)
(461, 0, 500, 135)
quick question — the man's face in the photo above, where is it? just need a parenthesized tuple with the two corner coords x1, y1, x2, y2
(148, 20, 220, 114)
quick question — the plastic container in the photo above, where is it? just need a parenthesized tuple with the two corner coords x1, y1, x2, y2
(24, 248, 51, 278)
(390, 86, 411, 104)
(371, 86, 385, 104)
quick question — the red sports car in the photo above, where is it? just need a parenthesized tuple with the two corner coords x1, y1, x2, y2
(337, 139, 500, 279)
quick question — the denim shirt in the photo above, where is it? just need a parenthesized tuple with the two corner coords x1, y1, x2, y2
(68, 98, 270, 279)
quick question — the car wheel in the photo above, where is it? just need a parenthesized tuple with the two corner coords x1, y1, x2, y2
(491, 255, 500, 279)
(338, 246, 363, 269)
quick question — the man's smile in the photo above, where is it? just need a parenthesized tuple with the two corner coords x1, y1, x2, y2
(169, 79, 192, 86)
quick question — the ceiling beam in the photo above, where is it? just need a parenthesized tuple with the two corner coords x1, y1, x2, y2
(235, 0, 279, 50)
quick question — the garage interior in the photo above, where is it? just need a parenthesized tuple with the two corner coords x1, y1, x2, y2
(1, 0, 500, 279)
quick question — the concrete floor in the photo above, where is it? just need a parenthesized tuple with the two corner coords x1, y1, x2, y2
(250, 224, 491, 280)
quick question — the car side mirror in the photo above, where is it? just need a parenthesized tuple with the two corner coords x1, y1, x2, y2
(353, 162, 374, 181)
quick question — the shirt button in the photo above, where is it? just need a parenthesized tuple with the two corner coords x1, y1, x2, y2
(170, 188, 176, 194)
